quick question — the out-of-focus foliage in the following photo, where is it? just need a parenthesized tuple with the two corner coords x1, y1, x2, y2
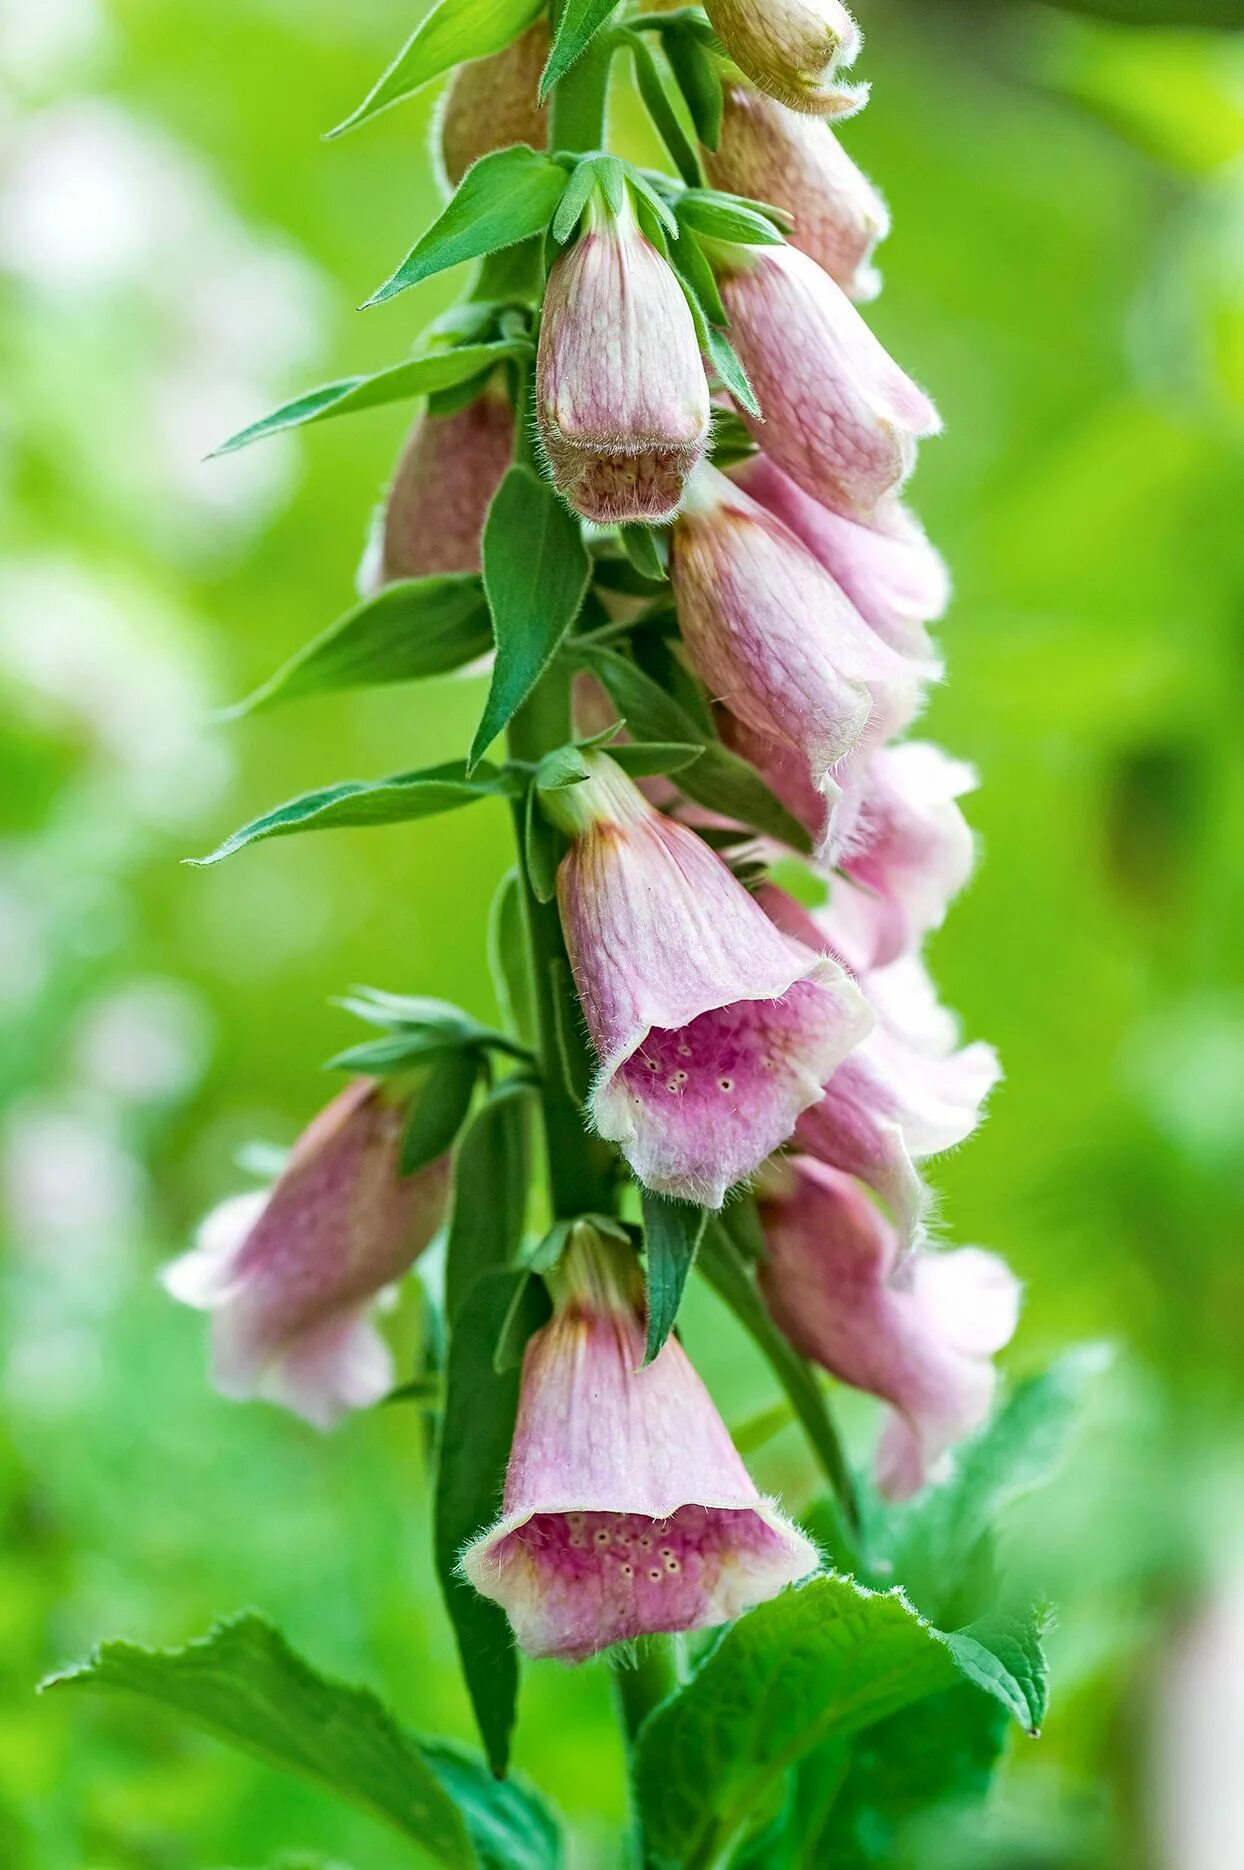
(1, 1, 1242, 1865)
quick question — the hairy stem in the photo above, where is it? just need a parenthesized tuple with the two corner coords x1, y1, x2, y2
(612, 1635, 683, 1868)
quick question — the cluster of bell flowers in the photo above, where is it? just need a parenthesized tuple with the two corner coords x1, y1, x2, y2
(167, 0, 1020, 1665)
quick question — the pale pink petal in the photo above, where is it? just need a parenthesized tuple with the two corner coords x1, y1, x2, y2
(161, 1189, 267, 1308)
(462, 1230, 818, 1660)
(719, 244, 940, 521)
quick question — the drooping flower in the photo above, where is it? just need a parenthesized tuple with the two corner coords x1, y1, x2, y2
(357, 385, 513, 595)
(545, 753, 872, 1207)
(437, 19, 549, 190)
(536, 191, 711, 524)
(461, 1224, 819, 1660)
(717, 241, 940, 520)
(671, 462, 927, 860)
(705, 0, 863, 116)
(706, 80, 888, 299)
(162, 1079, 450, 1428)
(757, 884, 1001, 1238)
(756, 1157, 1021, 1497)
(828, 741, 979, 969)
(734, 453, 949, 662)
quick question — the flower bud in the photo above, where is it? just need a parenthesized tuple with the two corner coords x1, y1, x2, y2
(461, 1224, 818, 1659)
(757, 1158, 1021, 1498)
(536, 194, 711, 524)
(162, 1079, 450, 1428)
(734, 454, 949, 661)
(358, 385, 513, 595)
(671, 463, 927, 860)
(757, 884, 1000, 1239)
(706, 81, 887, 298)
(705, 0, 862, 115)
(718, 241, 940, 520)
(546, 753, 871, 1207)
(437, 20, 550, 191)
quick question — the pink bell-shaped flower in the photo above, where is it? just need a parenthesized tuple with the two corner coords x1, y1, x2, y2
(706, 80, 888, 298)
(671, 462, 928, 860)
(536, 190, 711, 524)
(704, 0, 863, 115)
(546, 753, 872, 1207)
(461, 1224, 819, 1660)
(830, 741, 979, 969)
(717, 241, 940, 521)
(437, 20, 549, 190)
(162, 1079, 450, 1428)
(758, 884, 1001, 1239)
(734, 454, 950, 662)
(756, 1158, 1021, 1498)
(357, 385, 513, 594)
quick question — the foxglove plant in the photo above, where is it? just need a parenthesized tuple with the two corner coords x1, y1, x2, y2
(82, 4, 1063, 1862)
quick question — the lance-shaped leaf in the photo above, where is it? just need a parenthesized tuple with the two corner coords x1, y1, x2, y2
(190, 761, 517, 866)
(641, 1190, 708, 1365)
(210, 343, 530, 456)
(365, 148, 569, 308)
(540, 0, 620, 99)
(628, 35, 702, 187)
(634, 1574, 1045, 1869)
(436, 1269, 548, 1776)
(41, 1615, 469, 1865)
(573, 641, 811, 850)
(444, 1079, 533, 1325)
(401, 1048, 482, 1174)
(224, 576, 493, 718)
(329, 0, 546, 137)
(470, 466, 591, 769)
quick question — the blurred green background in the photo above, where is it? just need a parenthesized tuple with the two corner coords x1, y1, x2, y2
(2, 1, 1243, 1864)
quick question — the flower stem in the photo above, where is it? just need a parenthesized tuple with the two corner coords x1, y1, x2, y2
(612, 1635, 682, 1868)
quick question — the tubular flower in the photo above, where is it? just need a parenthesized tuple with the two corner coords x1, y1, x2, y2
(705, 0, 862, 115)
(357, 385, 513, 595)
(536, 192, 711, 524)
(717, 241, 941, 520)
(756, 1158, 1021, 1498)
(461, 1225, 819, 1660)
(162, 1079, 449, 1429)
(671, 462, 927, 857)
(734, 453, 950, 662)
(546, 753, 872, 1207)
(758, 884, 1001, 1238)
(829, 741, 979, 969)
(437, 20, 549, 190)
(706, 80, 888, 299)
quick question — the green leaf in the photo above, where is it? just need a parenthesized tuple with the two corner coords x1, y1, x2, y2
(629, 37, 702, 188)
(941, 1609, 1049, 1738)
(574, 643, 811, 850)
(489, 869, 536, 1047)
(329, 0, 546, 137)
(401, 1049, 481, 1173)
(549, 956, 592, 1106)
(524, 779, 565, 907)
(550, 160, 598, 245)
(224, 576, 493, 718)
(365, 149, 569, 307)
(471, 466, 591, 768)
(444, 1080, 532, 1325)
(326, 1033, 463, 1075)
(619, 522, 669, 582)
(435, 1270, 545, 1776)
(640, 1191, 707, 1365)
(41, 1614, 475, 1865)
(418, 1736, 563, 1870)
(671, 220, 729, 328)
(191, 762, 515, 867)
(677, 190, 784, 248)
(540, 0, 620, 99)
(661, 26, 723, 149)
(608, 742, 703, 780)
(701, 1223, 858, 1551)
(635, 1577, 964, 1868)
(705, 324, 760, 419)
(210, 344, 528, 455)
